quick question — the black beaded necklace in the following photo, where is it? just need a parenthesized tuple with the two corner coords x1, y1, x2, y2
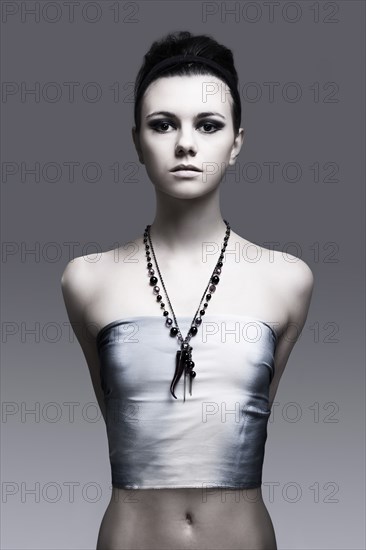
(143, 220, 231, 402)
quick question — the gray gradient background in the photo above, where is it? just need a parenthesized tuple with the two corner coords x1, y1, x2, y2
(1, 1, 365, 549)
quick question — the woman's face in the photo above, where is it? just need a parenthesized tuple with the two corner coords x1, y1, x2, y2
(132, 74, 244, 199)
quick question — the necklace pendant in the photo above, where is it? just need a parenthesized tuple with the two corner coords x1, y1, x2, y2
(183, 367, 187, 403)
(189, 370, 193, 396)
(170, 349, 185, 400)
(183, 358, 194, 401)
(170, 343, 195, 401)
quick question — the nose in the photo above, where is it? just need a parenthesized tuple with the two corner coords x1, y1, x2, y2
(175, 124, 197, 155)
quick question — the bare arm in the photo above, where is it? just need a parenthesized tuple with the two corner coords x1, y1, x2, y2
(268, 258, 315, 409)
(61, 258, 107, 422)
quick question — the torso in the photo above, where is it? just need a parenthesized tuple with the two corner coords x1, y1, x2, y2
(84, 230, 290, 550)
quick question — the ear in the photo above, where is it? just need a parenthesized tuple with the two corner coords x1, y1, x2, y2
(228, 127, 245, 165)
(131, 126, 144, 165)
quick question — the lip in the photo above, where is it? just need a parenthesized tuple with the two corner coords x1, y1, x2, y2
(170, 170, 202, 178)
(170, 164, 202, 172)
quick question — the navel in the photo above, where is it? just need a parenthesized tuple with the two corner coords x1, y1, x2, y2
(185, 512, 193, 525)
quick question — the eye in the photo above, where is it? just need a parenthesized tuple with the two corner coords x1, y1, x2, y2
(200, 121, 222, 133)
(148, 120, 175, 133)
(148, 119, 224, 134)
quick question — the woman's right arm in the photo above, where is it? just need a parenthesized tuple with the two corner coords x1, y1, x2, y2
(61, 258, 107, 422)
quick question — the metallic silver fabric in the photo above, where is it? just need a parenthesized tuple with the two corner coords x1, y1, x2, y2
(96, 314, 278, 490)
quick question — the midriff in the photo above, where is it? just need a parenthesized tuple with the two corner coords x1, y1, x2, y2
(96, 486, 277, 550)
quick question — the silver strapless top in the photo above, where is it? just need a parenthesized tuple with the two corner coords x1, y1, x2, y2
(96, 314, 278, 490)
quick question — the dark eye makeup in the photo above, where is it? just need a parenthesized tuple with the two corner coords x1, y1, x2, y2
(147, 119, 225, 134)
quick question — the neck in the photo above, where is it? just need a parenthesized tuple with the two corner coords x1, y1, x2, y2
(148, 187, 228, 258)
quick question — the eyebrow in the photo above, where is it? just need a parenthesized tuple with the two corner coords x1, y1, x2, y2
(145, 111, 226, 120)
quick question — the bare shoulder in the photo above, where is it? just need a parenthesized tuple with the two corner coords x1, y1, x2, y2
(274, 250, 315, 329)
(60, 255, 97, 312)
(60, 252, 109, 334)
(61, 254, 94, 286)
(273, 250, 314, 289)
(60, 239, 141, 329)
(61, 235, 142, 292)
(283, 253, 314, 296)
(238, 233, 314, 294)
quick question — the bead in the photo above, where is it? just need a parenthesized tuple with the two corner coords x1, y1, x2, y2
(200, 309, 205, 316)
(160, 303, 165, 308)
(163, 311, 168, 316)
(203, 303, 208, 308)
(217, 261, 223, 268)
(195, 317, 202, 325)
(209, 284, 216, 293)
(170, 327, 178, 336)
(165, 318, 173, 326)
(182, 343, 189, 350)
(211, 275, 220, 285)
(206, 294, 211, 300)
(147, 262, 152, 268)
(156, 295, 162, 301)
(148, 269, 155, 275)
(153, 286, 160, 294)
(189, 326, 198, 336)
(215, 268, 221, 275)
(149, 276, 158, 286)
(190, 370, 196, 378)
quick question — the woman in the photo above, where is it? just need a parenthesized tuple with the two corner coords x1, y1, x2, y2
(61, 31, 314, 550)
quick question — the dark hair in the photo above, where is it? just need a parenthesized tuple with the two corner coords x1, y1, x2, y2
(133, 31, 242, 136)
